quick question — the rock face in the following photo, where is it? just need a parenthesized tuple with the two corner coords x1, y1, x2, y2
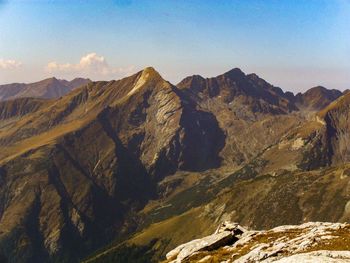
(319, 93, 350, 165)
(0, 68, 227, 262)
(166, 222, 246, 262)
(177, 69, 296, 114)
(0, 77, 91, 101)
(177, 69, 301, 167)
(165, 221, 350, 262)
(291, 92, 350, 169)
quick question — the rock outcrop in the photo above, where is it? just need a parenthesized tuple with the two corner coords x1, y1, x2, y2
(166, 222, 246, 262)
(165, 221, 350, 262)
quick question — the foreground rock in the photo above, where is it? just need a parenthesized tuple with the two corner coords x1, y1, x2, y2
(274, 251, 350, 263)
(165, 221, 350, 262)
(166, 222, 246, 262)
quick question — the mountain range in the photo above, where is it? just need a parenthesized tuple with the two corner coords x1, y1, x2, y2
(0, 67, 349, 263)
(0, 77, 91, 101)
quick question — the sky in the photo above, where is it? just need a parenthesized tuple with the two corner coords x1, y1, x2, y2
(0, 0, 349, 93)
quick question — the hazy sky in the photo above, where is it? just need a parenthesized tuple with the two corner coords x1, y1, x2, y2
(0, 0, 349, 93)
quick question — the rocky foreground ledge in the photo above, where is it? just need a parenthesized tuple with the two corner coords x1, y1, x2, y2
(165, 221, 350, 262)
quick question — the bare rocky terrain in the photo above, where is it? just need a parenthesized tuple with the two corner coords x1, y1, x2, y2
(165, 221, 350, 262)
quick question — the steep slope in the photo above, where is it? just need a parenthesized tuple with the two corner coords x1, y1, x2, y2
(269, 91, 350, 171)
(0, 77, 91, 101)
(318, 93, 350, 165)
(0, 67, 228, 263)
(177, 68, 296, 114)
(0, 97, 49, 121)
(177, 69, 301, 167)
(83, 74, 350, 263)
(85, 162, 350, 263)
(238, 91, 350, 172)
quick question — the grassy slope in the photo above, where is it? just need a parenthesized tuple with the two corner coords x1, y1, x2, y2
(84, 163, 350, 262)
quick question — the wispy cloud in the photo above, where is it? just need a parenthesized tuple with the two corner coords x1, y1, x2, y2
(45, 53, 135, 79)
(0, 59, 22, 70)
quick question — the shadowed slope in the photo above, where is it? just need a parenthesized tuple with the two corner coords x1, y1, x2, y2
(0, 67, 227, 262)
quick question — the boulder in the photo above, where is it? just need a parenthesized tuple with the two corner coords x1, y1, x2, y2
(166, 222, 246, 262)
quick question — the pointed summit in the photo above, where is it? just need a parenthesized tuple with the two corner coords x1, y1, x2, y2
(142, 66, 157, 74)
(139, 66, 163, 81)
(41, 77, 59, 85)
(127, 67, 165, 96)
(222, 68, 245, 79)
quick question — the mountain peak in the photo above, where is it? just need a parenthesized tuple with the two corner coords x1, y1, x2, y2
(222, 68, 245, 79)
(307, 86, 327, 93)
(303, 86, 343, 97)
(140, 66, 161, 79)
(295, 85, 343, 111)
(126, 67, 164, 96)
(42, 77, 59, 84)
(137, 66, 164, 84)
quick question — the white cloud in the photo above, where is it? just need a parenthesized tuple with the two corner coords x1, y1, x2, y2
(45, 53, 135, 79)
(0, 59, 22, 70)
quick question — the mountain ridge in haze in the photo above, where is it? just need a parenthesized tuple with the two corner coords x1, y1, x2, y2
(0, 77, 91, 101)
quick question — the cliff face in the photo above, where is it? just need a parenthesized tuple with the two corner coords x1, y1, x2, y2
(321, 94, 350, 165)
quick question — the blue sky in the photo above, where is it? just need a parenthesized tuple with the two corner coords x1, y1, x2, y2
(0, 0, 349, 92)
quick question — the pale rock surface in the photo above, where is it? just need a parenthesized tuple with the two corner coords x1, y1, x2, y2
(166, 221, 245, 262)
(274, 251, 350, 263)
(165, 221, 350, 263)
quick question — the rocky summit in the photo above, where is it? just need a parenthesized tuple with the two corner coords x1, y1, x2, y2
(166, 221, 350, 262)
(0, 67, 349, 263)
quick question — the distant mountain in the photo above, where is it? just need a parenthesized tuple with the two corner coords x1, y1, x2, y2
(0, 67, 349, 263)
(0, 77, 91, 101)
(176, 69, 305, 168)
(294, 86, 343, 111)
(177, 68, 297, 114)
